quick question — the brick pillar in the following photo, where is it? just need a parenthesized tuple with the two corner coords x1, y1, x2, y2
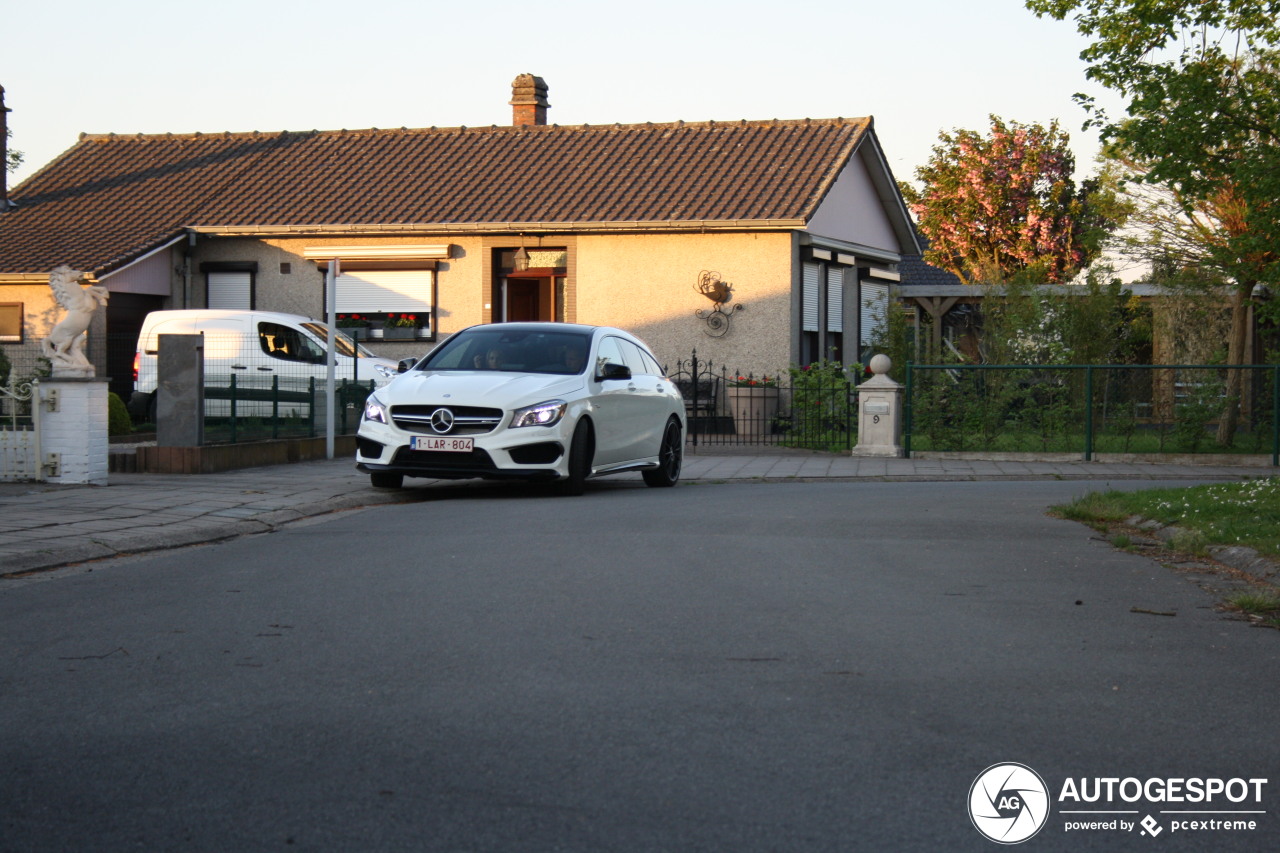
(39, 378, 110, 485)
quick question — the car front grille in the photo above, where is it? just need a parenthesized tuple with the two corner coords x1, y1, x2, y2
(390, 404, 505, 435)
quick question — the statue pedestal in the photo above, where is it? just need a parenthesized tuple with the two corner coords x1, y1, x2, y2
(40, 378, 109, 485)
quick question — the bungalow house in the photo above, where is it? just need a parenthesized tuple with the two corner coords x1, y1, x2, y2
(0, 75, 920, 402)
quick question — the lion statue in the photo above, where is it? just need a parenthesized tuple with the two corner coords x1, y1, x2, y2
(41, 265, 109, 378)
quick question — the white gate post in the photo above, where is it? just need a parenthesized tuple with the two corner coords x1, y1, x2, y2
(852, 354, 903, 458)
(39, 377, 109, 485)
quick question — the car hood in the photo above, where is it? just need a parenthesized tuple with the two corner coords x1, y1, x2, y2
(377, 370, 585, 409)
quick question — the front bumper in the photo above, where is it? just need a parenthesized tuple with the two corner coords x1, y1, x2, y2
(356, 419, 572, 481)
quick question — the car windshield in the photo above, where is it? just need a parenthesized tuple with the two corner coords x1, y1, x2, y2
(301, 322, 376, 359)
(418, 328, 592, 375)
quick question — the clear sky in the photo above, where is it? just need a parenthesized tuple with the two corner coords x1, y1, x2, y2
(3, 0, 1120, 189)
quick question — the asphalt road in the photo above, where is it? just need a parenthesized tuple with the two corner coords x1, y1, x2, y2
(2, 479, 1277, 852)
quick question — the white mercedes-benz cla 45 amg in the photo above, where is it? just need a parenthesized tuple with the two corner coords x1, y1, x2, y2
(356, 323, 686, 495)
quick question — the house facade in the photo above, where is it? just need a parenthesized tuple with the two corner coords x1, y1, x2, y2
(0, 75, 920, 401)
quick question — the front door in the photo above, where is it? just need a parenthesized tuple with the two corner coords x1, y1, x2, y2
(506, 279, 542, 322)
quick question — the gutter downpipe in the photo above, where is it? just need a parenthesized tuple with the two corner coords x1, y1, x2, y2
(183, 229, 195, 307)
(325, 258, 339, 459)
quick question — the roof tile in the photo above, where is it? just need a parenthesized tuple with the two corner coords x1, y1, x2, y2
(1, 118, 869, 275)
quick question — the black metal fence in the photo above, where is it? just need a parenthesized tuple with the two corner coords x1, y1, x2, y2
(664, 350, 860, 451)
(904, 363, 1280, 463)
(201, 376, 376, 443)
(0, 335, 375, 443)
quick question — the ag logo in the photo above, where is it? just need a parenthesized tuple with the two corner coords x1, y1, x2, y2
(969, 762, 1050, 844)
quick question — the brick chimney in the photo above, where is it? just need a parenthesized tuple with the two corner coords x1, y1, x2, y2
(1, 85, 10, 210)
(510, 74, 550, 126)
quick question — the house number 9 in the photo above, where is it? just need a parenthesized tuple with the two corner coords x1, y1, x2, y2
(873, 415, 881, 424)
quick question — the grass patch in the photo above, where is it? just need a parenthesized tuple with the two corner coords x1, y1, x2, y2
(1225, 591, 1280, 628)
(1053, 478, 1280, 559)
(1053, 491, 1134, 528)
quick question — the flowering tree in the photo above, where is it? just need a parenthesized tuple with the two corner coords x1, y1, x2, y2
(901, 116, 1119, 284)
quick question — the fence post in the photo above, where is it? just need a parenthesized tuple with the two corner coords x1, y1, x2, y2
(308, 377, 317, 438)
(1084, 365, 1094, 462)
(228, 373, 237, 444)
(1273, 365, 1278, 468)
(690, 348, 700, 447)
(271, 375, 280, 440)
(903, 362, 913, 458)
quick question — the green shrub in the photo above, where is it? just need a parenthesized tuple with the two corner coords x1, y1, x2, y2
(782, 360, 858, 450)
(108, 392, 133, 436)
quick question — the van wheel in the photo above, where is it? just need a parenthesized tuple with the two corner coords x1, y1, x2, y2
(370, 472, 404, 489)
(127, 392, 155, 425)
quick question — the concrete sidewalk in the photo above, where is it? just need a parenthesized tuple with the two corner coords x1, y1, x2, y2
(1, 448, 1272, 575)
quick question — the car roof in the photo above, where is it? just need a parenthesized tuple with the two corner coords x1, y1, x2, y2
(459, 323, 655, 350)
(463, 322, 597, 334)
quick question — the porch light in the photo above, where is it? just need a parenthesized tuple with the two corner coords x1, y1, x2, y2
(513, 247, 531, 271)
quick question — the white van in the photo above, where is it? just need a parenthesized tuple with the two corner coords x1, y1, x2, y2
(129, 310, 400, 421)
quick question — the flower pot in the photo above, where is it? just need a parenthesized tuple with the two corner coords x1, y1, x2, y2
(415, 327, 432, 340)
(369, 328, 384, 340)
(382, 327, 416, 340)
(727, 386, 780, 437)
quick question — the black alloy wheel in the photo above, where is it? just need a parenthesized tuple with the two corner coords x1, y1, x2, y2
(642, 418, 682, 488)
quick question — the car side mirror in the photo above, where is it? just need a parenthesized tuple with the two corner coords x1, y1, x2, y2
(597, 362, 631, 381)
(397, 358, 416, 373)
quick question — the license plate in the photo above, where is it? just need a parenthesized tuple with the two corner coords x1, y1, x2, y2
(412, 435, 474, 452)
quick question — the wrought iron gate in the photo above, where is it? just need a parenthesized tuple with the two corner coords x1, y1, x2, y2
(0, 377, 42, 481)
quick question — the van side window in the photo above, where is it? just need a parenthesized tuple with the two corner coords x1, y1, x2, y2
(259, 322, 324, 364)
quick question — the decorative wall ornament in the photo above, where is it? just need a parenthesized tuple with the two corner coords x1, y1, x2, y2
(42, 266, 109, 378)
(694, 270, 743, 337)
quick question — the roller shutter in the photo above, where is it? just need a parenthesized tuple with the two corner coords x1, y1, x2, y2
(335, 270, 434, 314)
(802, 262, 821, 332)
(860, 281, 888, 348)
(207, 272, 252, 309)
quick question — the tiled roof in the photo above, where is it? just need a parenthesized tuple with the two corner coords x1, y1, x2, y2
(0, 118, 871, 276)
(898, 254, 964, 288)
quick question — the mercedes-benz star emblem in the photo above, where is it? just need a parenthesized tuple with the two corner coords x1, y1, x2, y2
(429, 408, 455, 434)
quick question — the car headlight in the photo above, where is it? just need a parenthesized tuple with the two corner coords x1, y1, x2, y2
(363, 395, 388, 425)
(510, 399, 567, 428)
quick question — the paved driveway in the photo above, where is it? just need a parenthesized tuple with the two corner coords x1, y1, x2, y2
(1, 480, 1276, 851)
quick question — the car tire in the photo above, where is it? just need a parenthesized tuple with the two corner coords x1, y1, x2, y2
(642, 418, 683, 488)
(558, 419, 593, 496)
(370, 471, 404, 489)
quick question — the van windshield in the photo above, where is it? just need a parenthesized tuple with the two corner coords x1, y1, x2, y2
(302, 322, 374, 359)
